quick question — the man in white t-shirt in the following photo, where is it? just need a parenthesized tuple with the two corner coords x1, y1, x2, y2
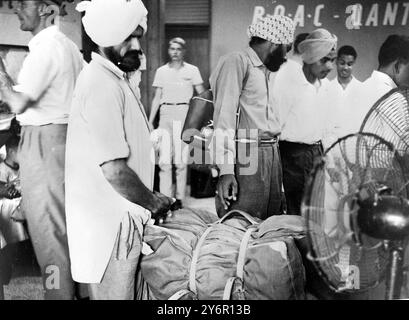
(149, 38, 205, 209)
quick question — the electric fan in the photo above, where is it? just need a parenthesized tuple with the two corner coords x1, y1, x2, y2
(302, 132, 409, 300)
(360, 88, 409, 159)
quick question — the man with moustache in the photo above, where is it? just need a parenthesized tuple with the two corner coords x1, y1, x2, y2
(211, 16, 295, 219)
(65, 0, 173, 300)
(273, 28, 338, 216)
(0, 0, 83, 299)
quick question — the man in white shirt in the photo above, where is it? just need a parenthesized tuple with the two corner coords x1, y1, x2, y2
(149, 38, 205, 209)
(66, 0, 173, 300)
(0, 0, 83, 299)
(358, 35, 409, 131)
(273, 28, 338, 216)
(326, 45, 363, 143)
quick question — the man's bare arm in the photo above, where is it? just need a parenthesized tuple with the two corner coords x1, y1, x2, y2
(101, 158, 173, 218)
(0, 58, 34, 114)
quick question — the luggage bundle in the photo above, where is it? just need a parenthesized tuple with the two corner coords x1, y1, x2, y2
(139, 208, 307, 300)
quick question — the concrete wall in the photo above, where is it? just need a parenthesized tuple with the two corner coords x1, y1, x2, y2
(211, 0, 409, 81)
(0, 0, 82, 49)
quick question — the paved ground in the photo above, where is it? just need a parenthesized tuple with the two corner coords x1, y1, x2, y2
(2, 195, 216, 300)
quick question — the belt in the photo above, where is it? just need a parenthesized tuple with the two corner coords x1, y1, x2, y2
(235, 136, 279, 146)
(280, 140, 322, 147)
(161, 102, 189, 106)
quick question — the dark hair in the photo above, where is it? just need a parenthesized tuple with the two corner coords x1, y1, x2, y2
(293, 33, 309, 54)
(249, 37, 268, 47)
(338, 45, 357, 60)
(379, 34, 409, 68)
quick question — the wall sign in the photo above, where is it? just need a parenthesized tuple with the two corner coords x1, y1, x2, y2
(211, 0, 409, 80)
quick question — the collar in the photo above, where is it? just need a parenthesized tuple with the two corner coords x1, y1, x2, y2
(336, 75, 357, 88)
(167, 61, 186, 69)
(296, 64, 322, 88)
(370, 70, 397, 89)
(91, 52, 126, 80)
(246, 47, 264, 67)
(28, 25, 59, 50)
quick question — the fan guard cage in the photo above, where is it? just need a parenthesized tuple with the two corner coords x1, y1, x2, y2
(302, 133, 408, 293)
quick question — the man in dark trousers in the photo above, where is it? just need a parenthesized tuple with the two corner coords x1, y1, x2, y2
(273, 28, 338, 216)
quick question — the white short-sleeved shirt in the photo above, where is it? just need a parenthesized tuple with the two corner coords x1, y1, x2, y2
(273, 62, 332, 144)
(65, 53, 154, 283)
(16, 26, 83, 126)
(152, 62, 203, 104)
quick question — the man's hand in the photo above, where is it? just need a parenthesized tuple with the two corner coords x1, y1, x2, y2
(0, 87, 29, 114)
(217, 174, 238, 211)
(150, 191, 174, 223)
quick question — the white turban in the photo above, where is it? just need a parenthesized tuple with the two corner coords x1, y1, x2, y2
(76, 0, 148, 47)
(298, 28, 338, 64)
(247, 15, 295, 45)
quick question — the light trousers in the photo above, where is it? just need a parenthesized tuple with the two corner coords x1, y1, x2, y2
(158, 106, 189, 200)
(19, 124, 75, 300)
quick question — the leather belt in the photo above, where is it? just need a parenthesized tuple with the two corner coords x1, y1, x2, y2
(280, 140, 322, 147)
(161, 102, 189, 106)
(235, 136, 279, 145)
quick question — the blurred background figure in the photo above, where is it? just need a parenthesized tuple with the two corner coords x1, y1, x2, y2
(149, 37, 205, 210)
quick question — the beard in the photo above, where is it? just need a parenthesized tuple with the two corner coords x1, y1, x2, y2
(102, 47, 142, 73)
(264, 47, 287, 72)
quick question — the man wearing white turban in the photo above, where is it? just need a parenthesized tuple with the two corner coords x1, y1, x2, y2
(273, 28, 337, 216)
(0, 0, 84, 299)
(65, 0, 173, 300)
(211, 15, 295, 219)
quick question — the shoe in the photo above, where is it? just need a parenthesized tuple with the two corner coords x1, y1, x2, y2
(170, 199, 183, 211)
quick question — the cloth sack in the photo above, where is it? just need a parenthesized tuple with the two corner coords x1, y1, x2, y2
(139, 208, 306, 300)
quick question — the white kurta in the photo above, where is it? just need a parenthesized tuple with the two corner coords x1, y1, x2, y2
(65, 53, 154, 283)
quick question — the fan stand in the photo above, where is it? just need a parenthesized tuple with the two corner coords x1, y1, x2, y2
(385, 240, 406, 300)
